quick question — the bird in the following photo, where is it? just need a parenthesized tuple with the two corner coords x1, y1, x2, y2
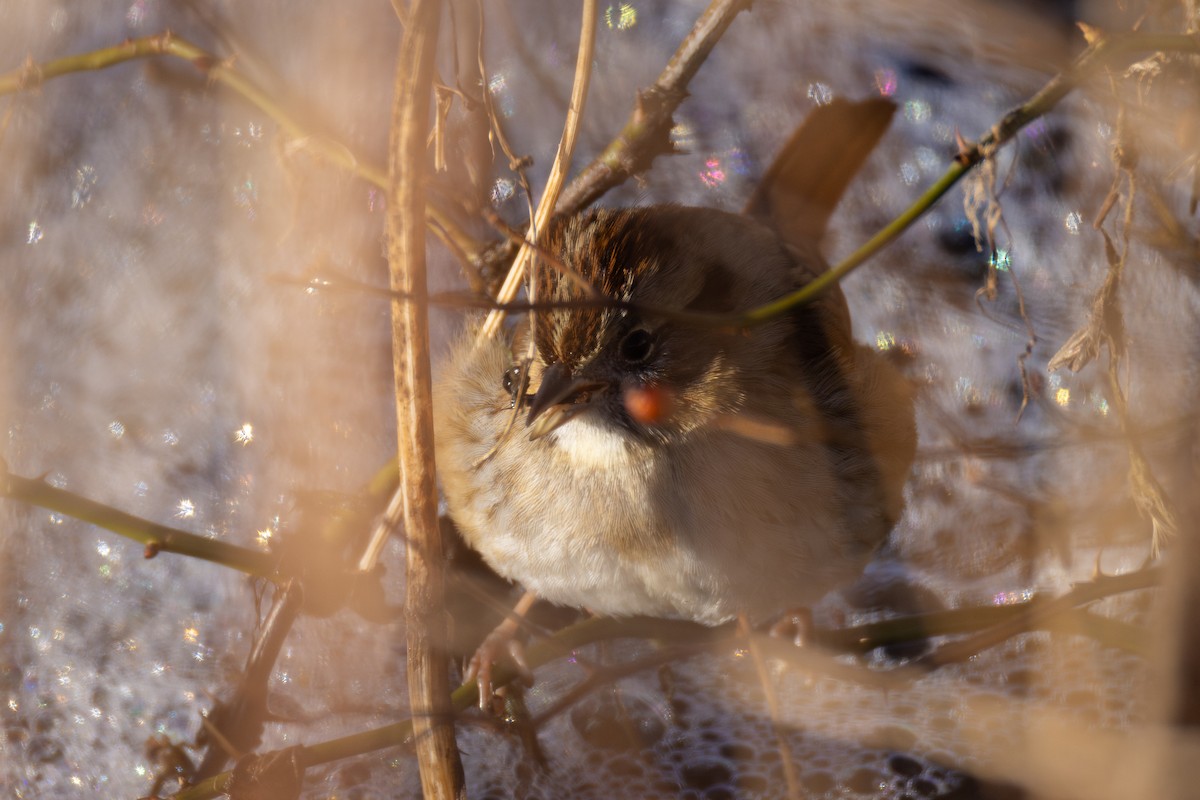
(433, 97, 915, 643)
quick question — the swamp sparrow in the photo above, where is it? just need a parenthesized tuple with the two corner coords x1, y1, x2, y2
(434, 98, 915, 628)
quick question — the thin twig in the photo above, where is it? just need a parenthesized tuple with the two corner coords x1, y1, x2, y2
(554, 0, 752, 215)
(738, 615, 802, 800)
(471, 0, 540, 305)
(355, 484, 404, 573)
(472, 0, 751, 277)
(173, 566, 1160, 799)
(1, 467, 279, 581)
(277, 269, 722, 324)
(963, 133, 1039, 422)
(481, 208, 599, 296)
(0, 32, 482, 266)
(448, 33, 1200, 335)
(475, 0, 538, 230)
(1103, 131, 1179, 556)
(193, 580, 305, 779)
(478, 0, 599, 341)
(733, 31, 1200, 327)
(386, 1, 465, 798)
(915, 566, 1162, 667)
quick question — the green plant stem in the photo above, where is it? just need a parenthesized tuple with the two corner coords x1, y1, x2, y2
(821, 565, 1161, 658)
(735, 31, 1200, 326)
(1047, 609, 1151, 656)
(0, 32, 480, 261)
(395, 32, 1200, 337)
(1, 470, 279, 581)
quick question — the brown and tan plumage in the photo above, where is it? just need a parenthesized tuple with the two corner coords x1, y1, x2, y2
(434, 97, 915, 627)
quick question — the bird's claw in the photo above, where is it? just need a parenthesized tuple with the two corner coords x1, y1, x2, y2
(466, 629, 533, 711)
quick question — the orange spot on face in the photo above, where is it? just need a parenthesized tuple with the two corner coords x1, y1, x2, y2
(624, 384, 674, 425)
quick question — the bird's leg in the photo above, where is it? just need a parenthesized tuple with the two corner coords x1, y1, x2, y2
(767, 607, 814, 648)
(499, 682, 549, 769)
(466, 589, 538, 710)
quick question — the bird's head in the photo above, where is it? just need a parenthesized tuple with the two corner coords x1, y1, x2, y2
(509, 206, 798, 444)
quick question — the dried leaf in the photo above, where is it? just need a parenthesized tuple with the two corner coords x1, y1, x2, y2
(1076, 21, 1104, 46)
(1047, 325, 1102, 373)
(1048, 229, 1124, 373)
(1129, 454, 1178, 557)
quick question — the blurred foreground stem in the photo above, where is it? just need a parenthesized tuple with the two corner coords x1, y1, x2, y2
(1, 468, 279, 581)
(0, 31, 480, 260)
(385, 0, 465, 798)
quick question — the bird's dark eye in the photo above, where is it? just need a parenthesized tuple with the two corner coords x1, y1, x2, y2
(502, 365, 522, 396)
(618, 328, 655, 364)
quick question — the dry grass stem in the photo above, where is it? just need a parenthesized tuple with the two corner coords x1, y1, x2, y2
(478, 0, 599, 341)
(385, 0, 466, 797)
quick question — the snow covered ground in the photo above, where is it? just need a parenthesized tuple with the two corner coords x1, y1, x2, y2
(2, 1, 1196, 797)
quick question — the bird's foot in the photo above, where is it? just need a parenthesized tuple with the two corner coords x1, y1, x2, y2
(466, 629, 533, 712)
(465, 590, 538, 710)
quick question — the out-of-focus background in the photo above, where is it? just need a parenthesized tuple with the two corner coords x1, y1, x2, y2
(2, 1, 1197, 797)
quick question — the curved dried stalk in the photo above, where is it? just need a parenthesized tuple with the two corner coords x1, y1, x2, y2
(477, 0, 600, 342)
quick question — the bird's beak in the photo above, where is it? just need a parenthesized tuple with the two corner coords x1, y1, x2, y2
(526, 363, 608, 440)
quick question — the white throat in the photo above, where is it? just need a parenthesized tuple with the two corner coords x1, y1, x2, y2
(548, 416, 638, 470)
